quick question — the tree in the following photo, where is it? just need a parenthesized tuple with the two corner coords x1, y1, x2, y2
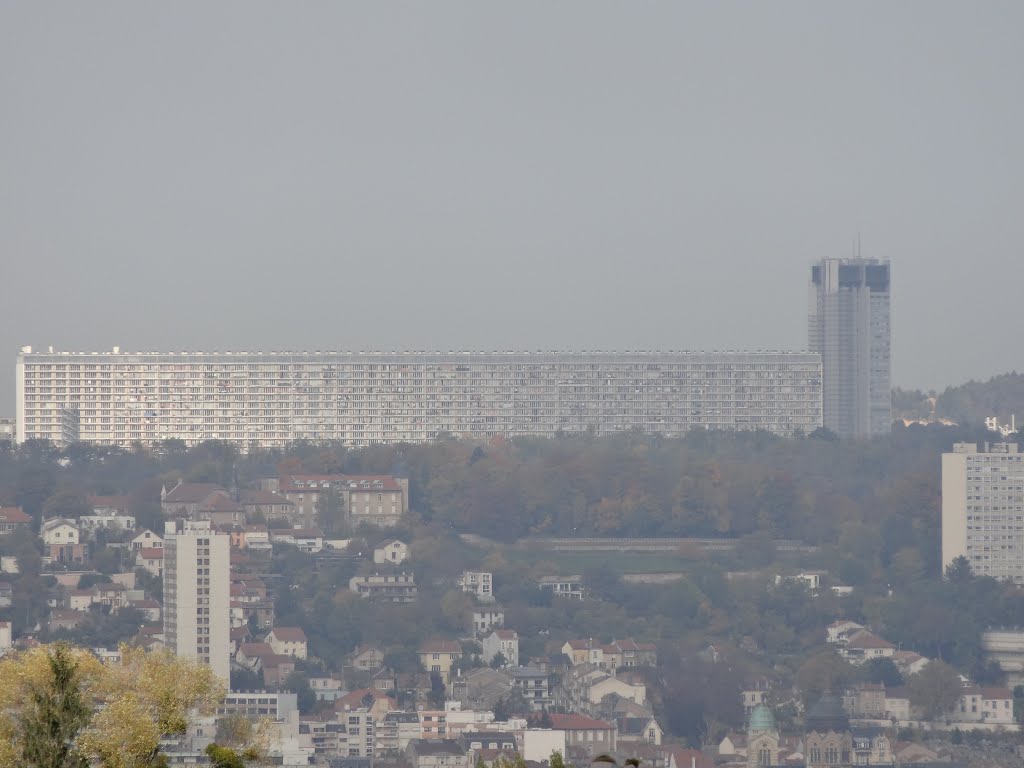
(907, 660, 961, 720)
(316, 487, 346, 535)
(795, 651, 854, 707)
(945, 555, 973, 582)
(0, 643, 223, 768)
(861, 658, 904, 688)
(17, 642, 91, 768)
(284, 671, 316, 714)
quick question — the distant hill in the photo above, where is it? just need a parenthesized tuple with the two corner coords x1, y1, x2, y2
(894, 372, 1024, 428)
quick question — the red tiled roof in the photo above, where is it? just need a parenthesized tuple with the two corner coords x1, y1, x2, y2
(199, 494, 243, 512)
(419, 640, 462, 654)
(669, 749, 715, 768)
(493, 629, 517, 639)
(261, 654, 296, 669)
(547, 713, 613, 730)
(269, 627, 307, 643)
(0, 507, 31, 524)
(238, 642, 274, 658)
(137, 548, 164, 560)
(982, 687, 1012, 700)
(846, 631, 895, 649)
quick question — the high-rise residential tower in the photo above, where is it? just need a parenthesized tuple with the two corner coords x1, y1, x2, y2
(942, 442, 1024, 583)
(808, 258, 891, 437)
(163, 520, 230, 681)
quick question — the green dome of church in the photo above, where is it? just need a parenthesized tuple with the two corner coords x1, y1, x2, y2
(749, 704, 777, 732)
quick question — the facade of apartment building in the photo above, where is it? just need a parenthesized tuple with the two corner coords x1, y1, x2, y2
(808, 258, 891, 437)
(350, 573, 418, 602)
(163, 519, 230, 681)
(943, 442, 1024, 582)
(16, 348, 823, 446)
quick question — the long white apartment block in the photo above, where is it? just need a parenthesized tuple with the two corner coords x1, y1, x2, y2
(943, 442, 1024, 583)
(16, 347, 823, 447)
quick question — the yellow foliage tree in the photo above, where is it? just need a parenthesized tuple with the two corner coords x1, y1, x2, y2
(0, 642, 225, 768)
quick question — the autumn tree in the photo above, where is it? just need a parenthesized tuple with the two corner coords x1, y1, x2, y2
(0, 642, 224, 768)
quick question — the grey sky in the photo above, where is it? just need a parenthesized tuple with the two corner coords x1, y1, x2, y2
(2, 2, 1022, 413)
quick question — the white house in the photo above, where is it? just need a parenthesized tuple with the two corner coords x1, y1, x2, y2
(470, 607, 505, 635)
(826, 620, 865, 644)
(136, 547, 164, 578)
(41, 518, 80, 547)
(266, 627, 308, 659)
(482, 629, 519, 667)
(80, 513, 136, 537)
(131, 529, 163, 551)
(459, 571, 494, 602)
(374, 540, 409, 565)
(982, 687, 1014, 724)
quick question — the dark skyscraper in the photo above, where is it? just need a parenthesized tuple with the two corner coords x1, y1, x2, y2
(809, 258, 891, 438)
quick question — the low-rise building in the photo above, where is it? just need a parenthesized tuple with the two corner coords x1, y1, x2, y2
(547, 714, 616, 756)
(539, 575, 583, 600)
(418, 640, 463, 685)
(269, 527, 324, 553)
(377, 711, 422, 755)
(406, 738, 470, 768)
(839, 630, 895, 664)
(511, 665, 552, 711)
(482, 629, 518, 667)
(160, 482, 230, 519)
(0, 507, 31, 535)
(617, 716, 663, 746)
(41, 518, 80, 547)
(136, 547, 164, 578)
(981, 687, 1014, 724)
(266, 627, 308, 659)
(458, 571, 494, 602)
(470, 606, 504, 636)
(130, 529, 163, 551)
(374, 540, 409, 565)
(349, 645, 386, 671)
(350, 573, 417, 603)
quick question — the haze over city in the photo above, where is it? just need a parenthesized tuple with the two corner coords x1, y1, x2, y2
(4, 2, 1024, 413)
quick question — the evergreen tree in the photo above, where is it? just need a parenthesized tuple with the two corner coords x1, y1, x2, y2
(18, 642, 91, 768)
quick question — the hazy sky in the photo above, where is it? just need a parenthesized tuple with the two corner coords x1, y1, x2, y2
(2, 2, 1022, 412)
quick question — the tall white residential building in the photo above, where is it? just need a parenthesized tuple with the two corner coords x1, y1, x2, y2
(809, 258, 891, 438)
(15, 347, 823, 446)
(163, 519, 230, 681)
(942, 442, 1024, 583)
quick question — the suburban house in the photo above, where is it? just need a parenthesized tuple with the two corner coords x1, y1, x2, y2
(41, 518, 80, 547)
(982, 687, 1014, 724)
(374, 540, 409, 565)
(481, 629, 518, 667)
(160, 482, 231, 519)
(840, 630, 896, 664)
(418, 640, 463, 684)
(136, 547, 164, 578)
(826, 620, 866, 644)
(269, 527, 324, 553)
(130, 529, 163, 551)
(0, 507, 31, 535)
(266, 627, 308, 659)
(406, 739, 470, 768)
(349, 646, 386, 671)
(617, 716, 663, 746)
(80, 505, 136, 536)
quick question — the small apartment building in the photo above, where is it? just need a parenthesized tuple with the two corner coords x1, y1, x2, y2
(539, 575, 583, 599)
(350, 573, 417, 603)
(80, 512, 136, 537)
(548, 714, 616, 756)
(459, 571, 493, 602)
(982, 687, 1014, 724)
(377, 711, 421, 755)
(481, 629, 518, 667)
(470, 606, 504, 636)
(511, 666, 552, 711)
(418, 640, 463, 684)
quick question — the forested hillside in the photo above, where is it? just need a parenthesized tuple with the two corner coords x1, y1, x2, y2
(894, 371, 1024, 427)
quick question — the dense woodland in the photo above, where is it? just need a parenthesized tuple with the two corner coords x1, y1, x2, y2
(1, 421, 1023, 745)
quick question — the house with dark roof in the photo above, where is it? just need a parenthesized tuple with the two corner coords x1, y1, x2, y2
(617, 716, 663, 746)
(160, 482, 230, 519)
(406, 739, 470, 768)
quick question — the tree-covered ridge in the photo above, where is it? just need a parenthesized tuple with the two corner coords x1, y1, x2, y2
(894, 371, 1024, 427)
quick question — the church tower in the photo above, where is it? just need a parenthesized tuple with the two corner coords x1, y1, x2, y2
(746, 704, 780, 768)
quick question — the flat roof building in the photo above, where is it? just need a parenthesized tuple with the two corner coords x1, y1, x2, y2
(16, 347, 822, 446)
(943, 442, 1024, 583)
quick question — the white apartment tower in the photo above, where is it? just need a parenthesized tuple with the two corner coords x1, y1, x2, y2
(16, 347, 822, 446)
(163, 519, 230, 681)
(809, 258, 891, 438)
(942, 442, 1024, 583)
